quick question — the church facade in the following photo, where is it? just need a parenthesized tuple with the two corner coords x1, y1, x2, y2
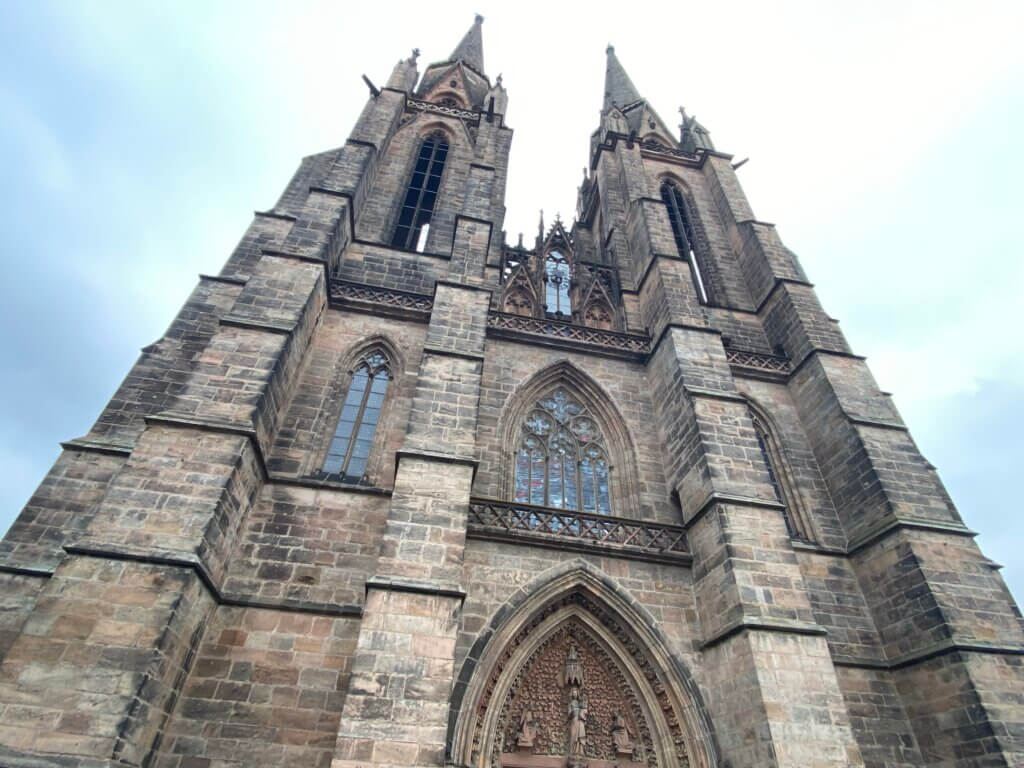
(1, 16, 1022, 768)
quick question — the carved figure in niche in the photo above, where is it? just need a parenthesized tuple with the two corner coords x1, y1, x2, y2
(561, 642, 584, 688)
(516, 707, 537, 749)
(611, 710, 635, 755)
(567, 688, 588, 756)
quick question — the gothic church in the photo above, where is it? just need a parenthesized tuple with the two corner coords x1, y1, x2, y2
(1, 16, 1021, 768)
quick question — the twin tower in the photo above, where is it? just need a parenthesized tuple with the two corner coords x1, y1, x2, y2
(1, 16, 1021, 768)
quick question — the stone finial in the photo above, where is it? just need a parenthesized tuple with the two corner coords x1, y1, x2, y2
(475, 13, 484, 24)
(411, 47, 420, 62)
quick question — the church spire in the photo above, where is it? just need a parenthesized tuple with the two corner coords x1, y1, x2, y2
(449, 14, 485, 75)
(603, 44, 642, 111)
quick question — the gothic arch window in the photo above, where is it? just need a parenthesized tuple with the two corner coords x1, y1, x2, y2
(544, 251, 572, 316)
(660, 181, 710, 305)
(322, 348, 392, 482)
(750, 408, 814, 542)
(391, 132, 449, 252)
(513, 388, 611, 515)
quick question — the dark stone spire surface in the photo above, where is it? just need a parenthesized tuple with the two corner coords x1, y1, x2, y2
(603, 44, 642, 110)
(449, 14, 485, 75)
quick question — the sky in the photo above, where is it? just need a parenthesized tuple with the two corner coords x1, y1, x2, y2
(0, 1, 1022, 600)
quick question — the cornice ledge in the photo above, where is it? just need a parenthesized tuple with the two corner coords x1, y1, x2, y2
(835, 639, 1024, 671)
(788, 347, 868, 378)
(65, 538, 219, 595)
(887, 638, 1024, 670)
(0, 563, 53, 579)
(395, 448, 479, 470)
(145, 411, 257, 440)
(64, 540, 362, 618)
(253, 209, 297, 222)
(701, 616, 827, 650)
(260, 246, 328, 266)
(753, 276, 817, 315)
(199, 273, 249, 285)
(365, 576, 467, 601)
(422, 344, 486, 362)
(682, 386, 746, 404)
(845, 414, 909, 432)
(847, 516, 976, 555)
(60, 436, 134, 457)
(683, 491, 785, 530)
(219, 314, 297, 336)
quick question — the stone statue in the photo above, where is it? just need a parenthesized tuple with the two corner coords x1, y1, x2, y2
(611, 710, 635, 755)
(561, 642, 584, 688)
(516, 707, 537, 748)
(567, 688, 588, 756)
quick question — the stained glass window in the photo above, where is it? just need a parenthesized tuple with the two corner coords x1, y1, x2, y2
(323, 351, 390, 482)
(660, 182, 709, 304)
(512, 388, 611, 515)
(392, 134, 448, 251)
(545, 251, 571, 316)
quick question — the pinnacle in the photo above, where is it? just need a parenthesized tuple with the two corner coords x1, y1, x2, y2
(603, 44, 642, 111)
(448, 14, 485, 75)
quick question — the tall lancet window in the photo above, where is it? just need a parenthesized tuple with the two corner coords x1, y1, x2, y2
(752, 415, 811, 541)
(323, 350, 391, 482)
(545, 251, 572, 316)
(513, 388, 611, 515)
(392, 133, 449, 251)
(660, 181, 710, 304)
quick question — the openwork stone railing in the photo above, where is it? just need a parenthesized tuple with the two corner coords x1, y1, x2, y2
(639, 139, 701, 161)
(407, 97, 479, 121)
(487, 311, 651, 355)
(468, 498, 689, 563)
(330, 280, 433, 314)
(725, 347, 791, 375)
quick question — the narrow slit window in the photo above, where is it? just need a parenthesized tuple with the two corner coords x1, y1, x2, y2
(323, 351, 390, 483)
(661, 182, 710, 304)
(392, 134, 448, 251)
(752, 416, 810, 541)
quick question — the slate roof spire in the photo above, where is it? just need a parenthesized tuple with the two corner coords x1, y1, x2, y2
(603, 44, 642, 111)
(449, 14, 486, 75)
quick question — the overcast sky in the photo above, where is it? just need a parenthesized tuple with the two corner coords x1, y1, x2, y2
(1, 1, 1022, 600)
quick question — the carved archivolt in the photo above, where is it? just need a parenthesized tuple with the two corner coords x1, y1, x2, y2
(450, 568, 719, 768)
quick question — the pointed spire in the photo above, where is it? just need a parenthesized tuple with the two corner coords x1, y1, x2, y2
(449, 14, 485, 75)
(604, 44, 642, 111)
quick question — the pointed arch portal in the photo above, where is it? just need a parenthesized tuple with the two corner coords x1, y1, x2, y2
(448, 564, 720, 768)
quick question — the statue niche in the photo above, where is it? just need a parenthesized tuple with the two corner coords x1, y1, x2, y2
(498, 621, 651, 768)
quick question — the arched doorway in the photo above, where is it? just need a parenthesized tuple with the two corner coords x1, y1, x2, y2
(449, 565, 719, 768)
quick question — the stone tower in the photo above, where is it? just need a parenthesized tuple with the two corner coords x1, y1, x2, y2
(1, 17, 1021, 768)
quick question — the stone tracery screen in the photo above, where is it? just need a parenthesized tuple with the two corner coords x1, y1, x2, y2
(513, 388, 611, 515)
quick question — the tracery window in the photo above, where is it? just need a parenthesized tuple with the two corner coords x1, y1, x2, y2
(322, 350, 391, 482)
(545, 251, 572, 316)
(392, 133, 448, 251)
(660, 181, 710, 304)
(513, 388, 611, 515)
